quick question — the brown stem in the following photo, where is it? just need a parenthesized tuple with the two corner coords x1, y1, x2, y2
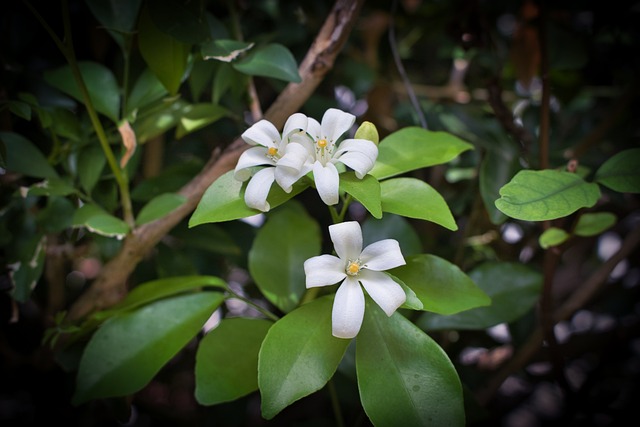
(66, 0, 365, 322)
(538, 0, 550, 170)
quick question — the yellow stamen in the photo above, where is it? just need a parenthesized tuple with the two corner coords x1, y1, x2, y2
(317, 139, 328, 148)
(267, 147, 278, 156)
(347, 262, 360, 275)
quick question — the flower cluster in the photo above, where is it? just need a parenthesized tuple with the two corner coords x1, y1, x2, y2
(234, 108, 378, 211)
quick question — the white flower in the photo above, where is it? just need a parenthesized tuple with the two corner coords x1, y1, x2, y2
(300, 108, 378, 206)
(234, 114, 311, 211)
(303, 221, 407, 339)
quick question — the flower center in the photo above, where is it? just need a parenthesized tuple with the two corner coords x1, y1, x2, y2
(346, 259, 362, 276)
(266, 146, 280, 161)
(317, 139, 328, 148)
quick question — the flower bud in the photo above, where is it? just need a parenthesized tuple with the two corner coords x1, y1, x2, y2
(354, 121, 379, 145)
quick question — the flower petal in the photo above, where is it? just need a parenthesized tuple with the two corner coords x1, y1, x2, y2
(277, 142, 312, 172)
(241, 120, 280, 147)
(329, 221, 363, 262)
(313, 161, 340, 205)
(306, 118, 322, 141)
(358, 270, 406, 316)
(234, 146, 273, 181)
(282, 113, 309, 139)
(321, 108, 355, 143)
(360, 239, 406, 271)
(304, 255, 346, 288)
(335, 150, 376, 179)
(244, 167, 275, 212)
(332, 277, 365, 339)
(335, 139, 378, 162)
(274, 165, 307, 193)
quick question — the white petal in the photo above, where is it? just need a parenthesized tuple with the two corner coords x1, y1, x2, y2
(304, 255, 346, 288)
(360, 239, 406, 271)
(282, 113, 309, 138)
(241, 120, 281, 147)
(277, 142, 312, 172)
(335, 150, 376, 179)
(331, 277, 365, 339)
(329, 221, 362, 262)
(335, 139, 378, 162)
(313, 161, 340, 205)
(244, 167, 275, 212)
(234, 146, 273, 181)
(321, 108, 355, 143)
(275, 163, 309, 193)
(306, 118, 322, 141)
(358, 270, 406, 316)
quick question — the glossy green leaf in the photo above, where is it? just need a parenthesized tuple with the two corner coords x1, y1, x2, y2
(495, 169, 601, 221)
(574, 212, 616, 237)
(85, 0, 141, 48)
(73, 292, 224, 404)
(10, 235, 46, 302)
(176, 103, 228, 139)
(138, 6, 190, 95)
(357, 301, 464, 427)
(539, 227, 570, 249)
(233, 44, 301, 83)
(127, 68, 169, 115)
(480, 147, 520, 225)
(72, 204, 129, 239)
(77, 145, 106, 193)
(133, 98, 186, 143)
(136, 193, 187, 226)
(362, 214, 423, 257)
(258, 297, 350, 419)
(594, 148, 640, 193)
(27, 177, 76, 197)
(189, 170, 310, 226)
(149, 0, 210, 44)
(196, 318, 272, 405)
(249, 202, 320, 313)
(418, 262, 542, 330)
(1, 131, 57, 179)
(390, 254, 491, 315)
(388, 273, 423, 310)
(370, 128, 473, 180)
(44, 62, 120, 123)
(202, 39, 254, 62)
(380, 178, 457, 230)
(339, 173, 382, 219)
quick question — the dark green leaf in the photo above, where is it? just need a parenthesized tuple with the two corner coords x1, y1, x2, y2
(133, 98, 186, 143)
(1, 131, 57, 179)
(135, 193, 187, 226)
(127, 68, 169, 115)
(233, 44, 301, 83)
(362, 214, 423, 257)
(418, 262, 542, 330)
(10, 235, 46, 302)
(196, 318, 272, 405)
(357, 301, 465, 427)
(574, 212, 617, 237)
(380, 178, 457, 230)
(27, 177, 76, 197)
(495, 169, 601, 221)
(8, 100, 31, 120)
(594, 148, 640, 193)
(479, 147, 520, 224)
(370, 128, 473, 180)
(85, 0, 142, 48)
(258, 296, 350, 419)
(249, 202, 320, 312)
(72, 204, 129, 239)
(149, 0, 210, 44)
(202, 39, 254, 62)
(339, 173, 382, 219)
(176, 103, 229, 139)
(73, 292, 224, 404)
(77, 145, 106, 193)
(391, 254, 491, 315)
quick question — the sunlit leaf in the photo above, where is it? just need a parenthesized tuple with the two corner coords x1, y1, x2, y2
(258, 296, 350, 419)
(339, 173, 382, 219)
(495, 169, 601, 221)
(357, 301, 464, 427)
(539, 227, 570, 249)
(370, 128, 473, 180)
(233, 44, 301, 83)
(196, 318, 272, 405)
(73, 292, 224, 404)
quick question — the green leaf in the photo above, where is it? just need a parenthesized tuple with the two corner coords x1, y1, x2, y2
(189, 170, 310, 226)
(233, 43, 301, 83)
(380, 178, 457, 230)
(370, 128, 473, 180)
(196, 318, 272, 405)
(44, 62, 120, 123)
(249, 202, 320, 313)
(391, 254, 491, 315)
(0, 131, 57, 179)
(10, 235, 46, 302)
(133, 98, 186, 143)
(495, 169, 601, 221)
(339, 173, 382, 219)
(176, 103, 228, 139)
(594, 148, 640, 193)
(480, 147, 520, 225)
(85, 0, 142, 48)
(357, 301, 465, 427)
(148, 0, 210, 44)
(135, 193, 187, 226)
(8, 100, 31, 120)
(362, 214, 423, 257)
(539, 227, 570, 249)
(574, 212, 617, 237)
(202, 39, 255, 62)
(418, 262, 542, 330)
(138, 6, 190, 95)
(27, 177, 76, 197)
(77, 145, 106, 193)
(73, 292, 224, 404)
(127, 68, 169, 115)
(72, 204, 130, 239)
(258, 296, 350, 419)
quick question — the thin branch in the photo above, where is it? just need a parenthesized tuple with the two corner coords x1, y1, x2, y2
(67, 0, 365, 322)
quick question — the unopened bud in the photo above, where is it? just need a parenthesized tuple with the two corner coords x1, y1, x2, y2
(354, 121, 379, 145)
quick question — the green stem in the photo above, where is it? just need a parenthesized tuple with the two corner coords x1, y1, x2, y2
(329, 205, 341, 224)
(327, 378, 346, 427)
(25, 0, 135, 228)
(226, 289, 280, 322)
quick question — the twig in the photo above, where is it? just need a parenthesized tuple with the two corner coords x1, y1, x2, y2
(66, 0, 365, 322)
